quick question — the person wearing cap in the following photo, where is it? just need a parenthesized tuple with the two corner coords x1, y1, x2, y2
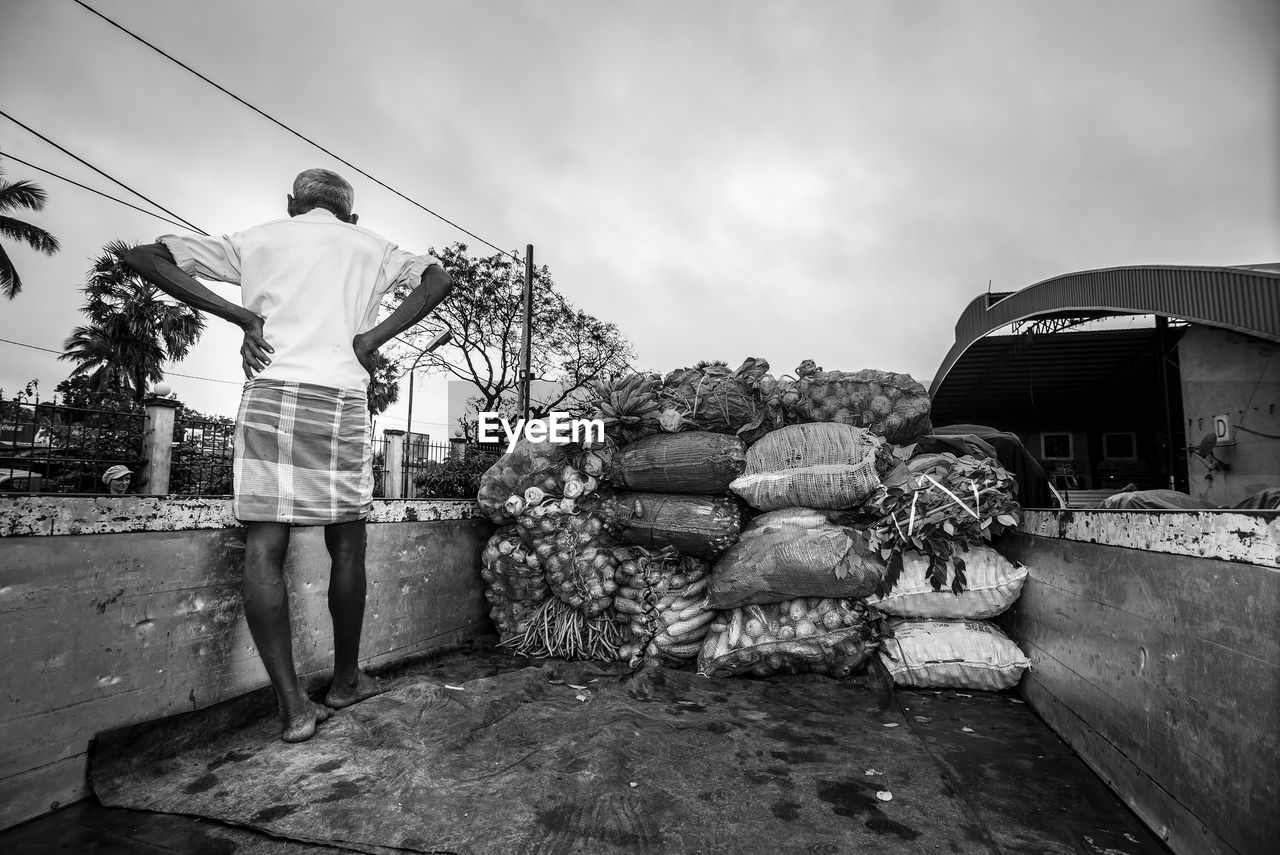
(123, 169, 453, 742)
(102, 465, 133, 495)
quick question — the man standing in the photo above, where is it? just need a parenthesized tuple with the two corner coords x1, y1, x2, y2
(125, 169, 453, 742)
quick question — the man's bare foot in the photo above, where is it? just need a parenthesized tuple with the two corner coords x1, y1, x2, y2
(324, 671, 384, 709)
(281, 700, 333, 743)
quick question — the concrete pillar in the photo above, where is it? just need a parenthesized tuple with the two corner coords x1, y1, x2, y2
(384, 429, 405, 499)
(449, 436, 466, 461)
(141, 396, 180, 495)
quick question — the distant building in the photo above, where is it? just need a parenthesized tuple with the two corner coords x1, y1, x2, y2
(930, 264, 1280, 507)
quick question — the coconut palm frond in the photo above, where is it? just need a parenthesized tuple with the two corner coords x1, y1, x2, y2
(0, 163, 61, 298)
(0, 215, 59, 255)
(0, 178, 49, 214)
(0, 246, 22, 300)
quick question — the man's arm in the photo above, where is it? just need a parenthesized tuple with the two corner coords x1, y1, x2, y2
(353, 263, 454, 374)
(123, 243, 273, 378)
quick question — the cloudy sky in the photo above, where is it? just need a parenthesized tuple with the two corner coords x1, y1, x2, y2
(2, 0, 1277, 435)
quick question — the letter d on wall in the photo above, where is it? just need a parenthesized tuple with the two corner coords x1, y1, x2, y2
(1213, 414, 1233, 444)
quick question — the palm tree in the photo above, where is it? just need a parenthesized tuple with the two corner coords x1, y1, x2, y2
(0, 163, 61, 299)
(59, 240, 205, 402)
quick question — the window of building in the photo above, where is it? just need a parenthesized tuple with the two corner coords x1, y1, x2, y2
(1103, 432, 1137, 460)
(1041, 432, 1074, 460)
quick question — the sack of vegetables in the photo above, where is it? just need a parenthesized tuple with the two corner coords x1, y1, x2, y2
(657, 357, 770, 438)
(608, 431, 747, 495)
(612, 546, 716, 665)
(865, 545, 1027, 620)
(591, 490, 744, 561)
(764, 363, 933, 445)
(697, 597, 888, 679)
(477, 426, 584, 524)
(480, 527, 552, 639)
(863, 452, 1020, 596)
(878, 618, 1030, 691)
(707, 508, 884, 609)
(498, 502, 633, 662)
(516, 504, 620, 617)
(730, 423, 882, 511)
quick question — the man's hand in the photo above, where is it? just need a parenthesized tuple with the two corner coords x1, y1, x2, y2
(240, 315, 273, 379)
(353, 332, 377, 378)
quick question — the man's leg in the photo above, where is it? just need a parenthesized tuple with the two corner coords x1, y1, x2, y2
(323, 519, 382, 707)
(243, 521, 330, 741)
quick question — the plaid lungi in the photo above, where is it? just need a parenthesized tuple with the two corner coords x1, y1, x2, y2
(233, 379, 372, 524)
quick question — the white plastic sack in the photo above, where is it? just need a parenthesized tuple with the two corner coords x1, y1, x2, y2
(879, 619, 1030, 691)
(867, 547, 1027, 620)
(729, 423, 881, 511)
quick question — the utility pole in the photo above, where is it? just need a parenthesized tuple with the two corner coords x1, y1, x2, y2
(518, 244, 534, 423)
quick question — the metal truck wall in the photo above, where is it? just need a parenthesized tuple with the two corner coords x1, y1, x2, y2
(0, 497, 493, 830)
(997, 509, 1279, 855)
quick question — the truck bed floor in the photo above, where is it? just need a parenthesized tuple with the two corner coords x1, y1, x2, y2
(3, 643, 1171, 854)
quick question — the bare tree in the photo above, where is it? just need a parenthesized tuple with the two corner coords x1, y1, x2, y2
(389, 243, 634, 435)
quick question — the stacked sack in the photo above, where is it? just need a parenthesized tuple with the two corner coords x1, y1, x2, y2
(860, 450, 1031, 690)
(696, 422, 896, 678)
(867, 549, 1031, 691)
(474, 359, 1032, 694)
(586, 426, 748, 666)
(478, 431, 633, 660)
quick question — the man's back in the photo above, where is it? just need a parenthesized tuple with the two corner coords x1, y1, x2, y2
(161, 207, 430, 389)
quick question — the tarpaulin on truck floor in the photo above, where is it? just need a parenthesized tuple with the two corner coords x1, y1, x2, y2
(90, 650, 995, 855)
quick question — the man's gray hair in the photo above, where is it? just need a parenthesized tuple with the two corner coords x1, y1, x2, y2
(292, 168, 355, 218)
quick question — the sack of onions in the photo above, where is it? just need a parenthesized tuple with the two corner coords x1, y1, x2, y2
(522, 510, 621, 617)
(769, 364, 933, 446)
(480, 527, 552, 640)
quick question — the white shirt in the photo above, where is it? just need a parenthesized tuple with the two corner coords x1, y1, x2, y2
(160, 209, 440, 390)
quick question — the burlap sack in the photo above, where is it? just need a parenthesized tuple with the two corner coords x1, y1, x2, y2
(609, 432, 747, 494)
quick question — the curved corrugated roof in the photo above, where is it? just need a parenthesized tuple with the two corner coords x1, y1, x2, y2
(930, 264, 1280, 397)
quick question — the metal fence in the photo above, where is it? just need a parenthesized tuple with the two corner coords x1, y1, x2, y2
(403, 436, 459, 498)
(170, 416, 235, 495)
(371, 434, 390, 498)
(0, 392, 146, 494)
(0, 389, 502, 500)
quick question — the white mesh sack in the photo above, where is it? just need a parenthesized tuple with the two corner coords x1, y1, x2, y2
(879, 619, 1030, 691)
(867, 547, 1028, 620)
(730, 423, 881, 511)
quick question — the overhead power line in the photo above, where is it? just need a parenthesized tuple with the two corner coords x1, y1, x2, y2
(0, 109, 209, 235)
(73, 0, 522, 264)
(1, 151, 195, 231)
(0, 336, 243, 385)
